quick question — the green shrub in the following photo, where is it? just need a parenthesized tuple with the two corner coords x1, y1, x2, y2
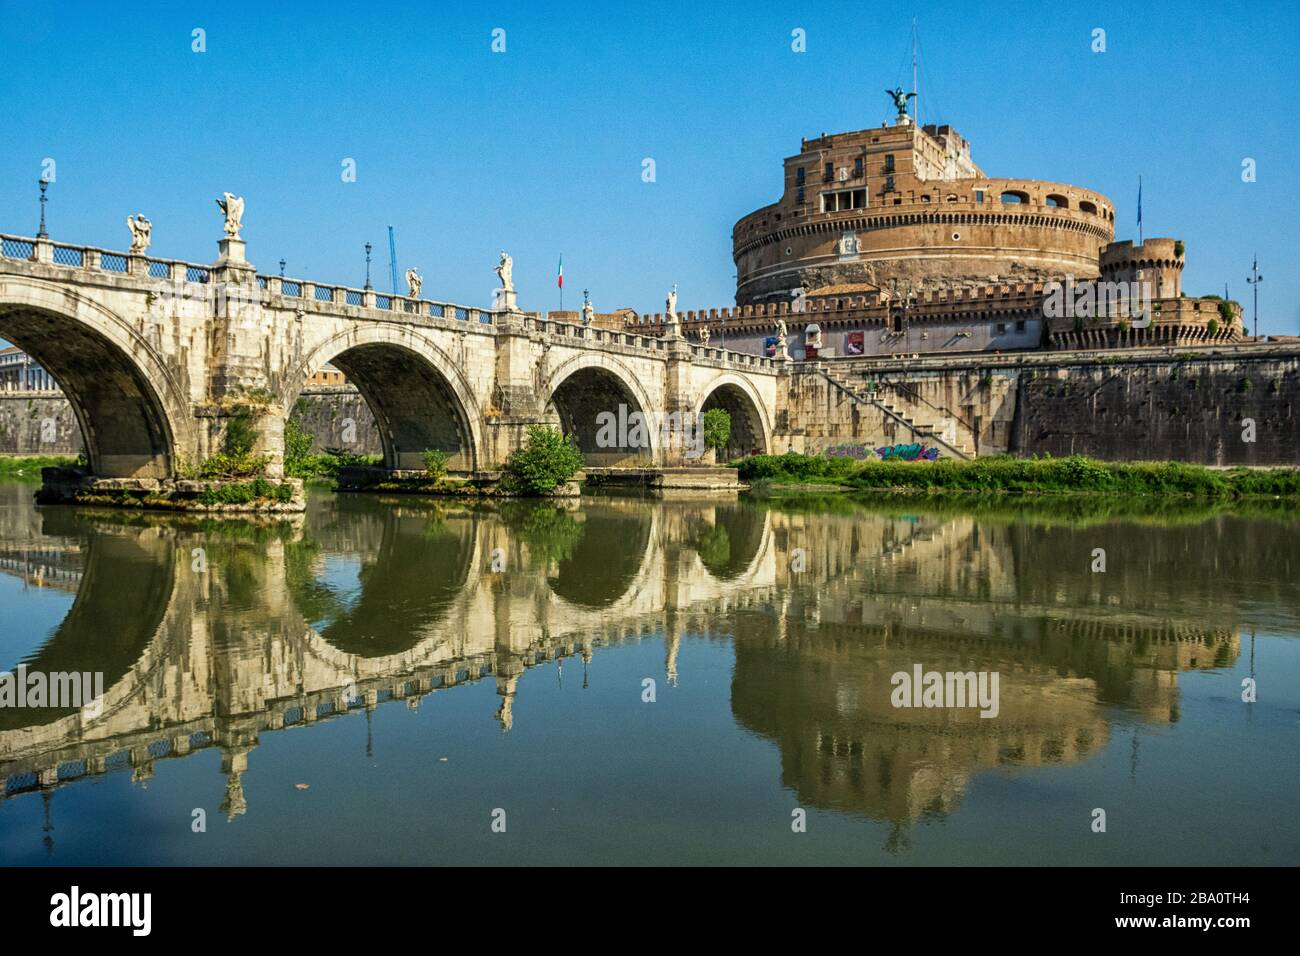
(503, 425, 584, 495)
(1217, 300, 1234, 325)
(702, 408, 732, 453)
(283, 418, 315, 477)
(734, 452, 1300, 499)
(422, 448, 451, 478)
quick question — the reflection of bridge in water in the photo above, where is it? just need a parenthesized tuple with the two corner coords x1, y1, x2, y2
(1, 492, 1266, 831)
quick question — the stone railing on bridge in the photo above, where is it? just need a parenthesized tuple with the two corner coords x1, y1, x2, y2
(0, 233, 494, 328)
(2, 234, 779, 377)
(514, 313, 780, 373)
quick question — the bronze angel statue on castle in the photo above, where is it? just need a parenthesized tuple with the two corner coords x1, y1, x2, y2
(886, 87, 916, 116)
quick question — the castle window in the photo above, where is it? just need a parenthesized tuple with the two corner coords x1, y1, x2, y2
(1015, 319, 1027, 332)
(796, 186, 805, 204)
(821, 189, 866, 212)
(853, 157, 863, 178)
(796, 166, 805, 185)
(1000, 190, 1029, 204)
(1079, 200, 1098, 214)
(1045, 194, 1068, 208)
(823, 162, 834, 182)
(975, 190, 985, 203)
(996, 322, 1008, 334)
(884, 154, 895, 173)
(946, 194, 958, 202)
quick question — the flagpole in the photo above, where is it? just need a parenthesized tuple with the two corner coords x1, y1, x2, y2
(1137, 175, 1143, 245)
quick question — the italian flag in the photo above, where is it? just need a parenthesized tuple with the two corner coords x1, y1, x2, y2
(557, 255, 563, 289)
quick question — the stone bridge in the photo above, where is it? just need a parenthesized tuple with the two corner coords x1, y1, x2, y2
(0, 231, 784, 480)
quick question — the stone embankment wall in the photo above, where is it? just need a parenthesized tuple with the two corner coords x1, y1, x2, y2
(0, 388, 384, 458)
(780, 347, 1300, 466)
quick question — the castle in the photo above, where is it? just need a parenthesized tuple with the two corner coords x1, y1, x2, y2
(623, 104, 1243, 359)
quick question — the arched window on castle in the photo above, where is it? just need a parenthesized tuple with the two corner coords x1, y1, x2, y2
(1000, 190, 1029, 204)
(1045, 194, 1068, 208)
(1079, 200, 1098, 214)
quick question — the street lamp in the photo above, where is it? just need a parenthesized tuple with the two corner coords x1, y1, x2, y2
(1246, 256, 1263, 341)
(36, 178, 49, 239)
(279, 259, 286, 278)
(364, 242, 373, 291)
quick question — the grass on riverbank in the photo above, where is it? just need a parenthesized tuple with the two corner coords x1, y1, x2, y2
(735, 453, 1300, 499)
(0, 455, 79, 480)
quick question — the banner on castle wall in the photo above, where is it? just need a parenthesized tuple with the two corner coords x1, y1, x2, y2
(764, 336, 779, 357)
(845, 331, 864, 355)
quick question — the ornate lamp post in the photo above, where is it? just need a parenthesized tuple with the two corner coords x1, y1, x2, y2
(1246, 256, 1263, 340)
(279, 259, 286, 278)
(37, 178, 49, 239)
(364, 242, 373, 291)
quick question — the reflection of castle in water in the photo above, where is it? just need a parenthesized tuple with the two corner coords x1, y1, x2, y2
(1, 491, 1265, 832)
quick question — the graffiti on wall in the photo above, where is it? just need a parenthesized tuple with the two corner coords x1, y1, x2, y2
(874, 443, 941, 461)
(825, 443, 873, 460)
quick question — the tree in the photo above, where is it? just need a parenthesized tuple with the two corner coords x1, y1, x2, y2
(503, 425, 584, 495)
(702, 407, 732, 455)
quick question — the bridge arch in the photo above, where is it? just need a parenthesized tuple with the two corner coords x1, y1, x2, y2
(286, 326, 485, 473)
(542, 353, 658, 465)
(0, 277, 193, 477)
(694, 373, 772, 459)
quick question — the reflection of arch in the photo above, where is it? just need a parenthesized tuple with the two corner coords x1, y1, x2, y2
(546, 507, 654, 609)
(0, 278, 193, 477)
(285, 326, 485, 472)
(292, 504, 477, 658)
(694, 373, 772, 459)
(691, 503, 769, 581)
(0, 515, 177, 733)
(543, 354, 658, 465)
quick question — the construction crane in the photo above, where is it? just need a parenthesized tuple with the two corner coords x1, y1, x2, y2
(387, 226, 398, 295)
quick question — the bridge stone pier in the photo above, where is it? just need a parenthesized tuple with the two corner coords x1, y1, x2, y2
(0, 229, 783, 488)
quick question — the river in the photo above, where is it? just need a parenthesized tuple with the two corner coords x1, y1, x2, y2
(1, 482, 1297, 865)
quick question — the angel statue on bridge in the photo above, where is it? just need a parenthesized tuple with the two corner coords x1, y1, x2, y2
(126, 214, 152, 254)
(405, 267, 423, 299)
(495, 250, 514, 293)
(215, 192, 245, 239)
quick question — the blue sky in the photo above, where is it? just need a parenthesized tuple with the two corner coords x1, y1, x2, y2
(1, 0, 1296, 333)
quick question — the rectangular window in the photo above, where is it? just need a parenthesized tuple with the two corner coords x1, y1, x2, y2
(822, 189, 868, 212)
(975, 190, 984, 203)
(884, 154, 895, 173)
(823, 162, 834, 182)
(853, 157, 863, 178)
(796, 186, 805, 204)
(796, 166, 805, 185)
(1015, 319, 1026, 333)
(996, 322, 1008, 334)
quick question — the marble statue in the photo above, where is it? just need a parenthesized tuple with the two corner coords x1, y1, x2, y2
(405, 267, 422, 299)
(699, 325, 710, 346)
(215, 192, 245, 239)
(126, 214, 151, 254)
(666, 284, 678, 325)
(581, 297, 594, 326)
(495, 250, 514, 293)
